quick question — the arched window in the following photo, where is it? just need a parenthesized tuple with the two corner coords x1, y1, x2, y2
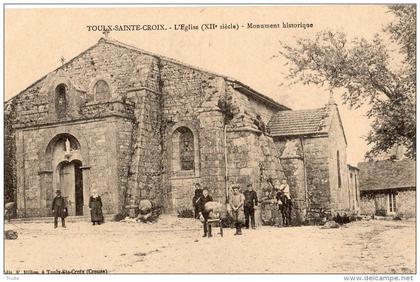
(93, 80, 110, 101)
(337, 150, 341, 188)
(55, 84, 67, 119)
(172, 126, 196, 172)
(179, 127, 194, 170)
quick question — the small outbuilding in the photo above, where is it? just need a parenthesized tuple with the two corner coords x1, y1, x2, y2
(358, 159, 415, 218)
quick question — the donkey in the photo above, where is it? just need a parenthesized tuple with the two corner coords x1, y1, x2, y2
(267, 178, 293, 227)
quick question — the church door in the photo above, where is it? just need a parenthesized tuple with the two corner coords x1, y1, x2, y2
(57, 160, 84, 216)
(73, 160, 84, 216)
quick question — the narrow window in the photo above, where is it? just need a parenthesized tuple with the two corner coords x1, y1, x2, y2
(337, 150, 341, 188)
(388, 193, 396, 213)
(354, 174, 358, 190)
(179, 127, 194, 171)
(94, 80, 110, 101)
(55, 84, 67, 119)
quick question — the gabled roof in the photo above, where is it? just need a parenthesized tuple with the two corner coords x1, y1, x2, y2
(358, 159, 416, 191)
(267, 106, 332, 137)
(8, 37, 289, 111)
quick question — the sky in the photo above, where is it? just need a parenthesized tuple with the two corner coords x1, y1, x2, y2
(4, 5, 397, 165)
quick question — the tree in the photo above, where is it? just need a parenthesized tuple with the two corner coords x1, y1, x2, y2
(278, 5, 416, 159)
(4, 99, 17, 217)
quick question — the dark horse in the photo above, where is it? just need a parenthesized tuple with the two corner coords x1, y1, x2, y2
(276, 192, 292, 226)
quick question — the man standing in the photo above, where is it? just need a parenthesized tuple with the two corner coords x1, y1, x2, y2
(199, 188, 213, 237)
(243, 183, 258, 229)
(52, 190, 67, 228)
(194, 183, 202, 195)
(279, 179, 291, 200)
(229, 186, 245, 235)
(192, 183, 203, 219)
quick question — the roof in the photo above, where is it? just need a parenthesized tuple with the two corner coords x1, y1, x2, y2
(8, 37, 289, 111)
(358, 159, 416, 191)
(267, 106, 332, 137)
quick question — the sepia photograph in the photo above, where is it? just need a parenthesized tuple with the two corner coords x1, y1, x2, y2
(3, 3, 417, 277)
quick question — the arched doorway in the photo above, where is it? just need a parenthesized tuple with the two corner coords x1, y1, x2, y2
(44, 133, 88, 216)
(57, 159, 84, 216)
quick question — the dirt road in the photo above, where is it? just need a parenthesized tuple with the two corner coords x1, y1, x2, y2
(4, 216, 415, 274)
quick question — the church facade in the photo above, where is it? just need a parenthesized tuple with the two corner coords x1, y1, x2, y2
(5, 38, 355, 221)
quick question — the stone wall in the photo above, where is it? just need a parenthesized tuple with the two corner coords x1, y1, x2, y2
(156, 63, 285, 212)
(270, 132, 353, 223)
(360, 189, 416, 218)
(248, 97, 279, 125)
(115, 118, 136, 214)
(273, 134, 351, 223)
(156, 61, 286, 213)
(11, 39, 158, 130)
(225, 85, 276, 132)
(126, 88, 163, 210)
(226, 131, 285, 201)
(301, 136, 332, 219)
(14, 116, 133, 217)
(359, 193, 376, 215)
(273, 138, 306, 223)
(222, 85, 285, 209)
(159, 59, 227, 212)
(396, 189, 416, 218)
(327, 105, 351, 214)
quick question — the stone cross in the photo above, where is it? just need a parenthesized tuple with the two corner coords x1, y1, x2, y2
(60, 56, 66, 66)
(328, 90, 336, 105)
(103, 29, 110, 38)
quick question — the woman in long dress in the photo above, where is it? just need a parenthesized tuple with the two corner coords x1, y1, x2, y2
(89, 189, 104, 225)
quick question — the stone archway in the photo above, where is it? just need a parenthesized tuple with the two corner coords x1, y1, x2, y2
(41, 133, 90, 216)
(167, 121, 201, 178)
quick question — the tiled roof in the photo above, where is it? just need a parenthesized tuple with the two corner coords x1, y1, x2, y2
(267, 106, 331, 137)
(358, 159, 416, 191)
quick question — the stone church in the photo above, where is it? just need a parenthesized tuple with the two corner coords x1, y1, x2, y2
(5, 37, 356, 221)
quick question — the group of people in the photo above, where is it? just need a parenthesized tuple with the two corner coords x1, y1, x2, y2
(192, 179, 292, 236)
(192, 182, 259, 237)
(51, 189, 104, 228)
(52, 179, 292, 231)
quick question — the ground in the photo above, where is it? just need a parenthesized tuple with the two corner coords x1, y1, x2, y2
(4, 216, 415, 274)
